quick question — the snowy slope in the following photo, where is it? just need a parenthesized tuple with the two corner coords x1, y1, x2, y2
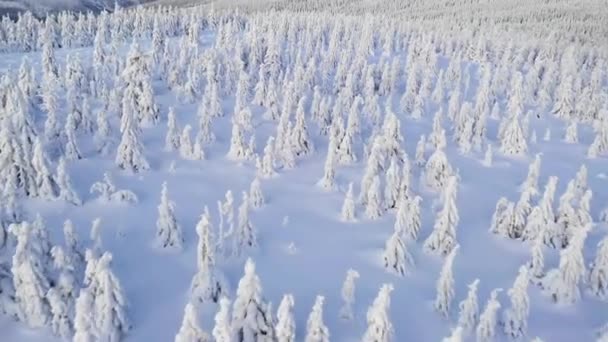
(0, 3, 606, 342)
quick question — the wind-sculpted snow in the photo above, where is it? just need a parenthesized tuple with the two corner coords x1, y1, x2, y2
(0, 3, 606, 342)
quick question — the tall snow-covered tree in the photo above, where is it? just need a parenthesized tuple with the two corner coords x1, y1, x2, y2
(175, 302, 210, 342)
(56, 157, 82, 205)
(475, 289, 502, 342)
(232, 258, 273, 342)
(212, 297, 232, 342)
(457, 278, 480, 332)
(305, 295, 329, 342)
(9, 221, 51, 328)
(434, 245, 459, 317)
(502, 265, 530, 339)
(156, 182, 183, 250)
(589, 235, 608, 300)
(424, 175, 459, 256)
(339, 269, 360, 320)
(276, 294, 296, 342)
(362, 284, 394, 342)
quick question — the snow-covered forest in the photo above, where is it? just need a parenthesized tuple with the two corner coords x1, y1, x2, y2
(0, 1, 607, 341)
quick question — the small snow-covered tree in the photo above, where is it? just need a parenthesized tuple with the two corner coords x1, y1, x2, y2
(424, 176, 459, 256)
(529, 234, 546, 280)
(233, 192, 257, 257)
(415, 135, 426, 166)
(191, 206, 227, 303)
(232, 258, 273, 342)
(175, 302, 210, 342)
(383, 227, 414, 276)
(475, 289, 502, 342)
(115, 100, 149, 173)
(500, 114, 527, 155)
(361, 283, 394, 342)
(56, 158, 82, 205)
(258, 137, 277, 178)
(64, 111, 82, 160)
(503, 265, 530, 339)
(365, 175, 384, 220)
(156, 182, 183, 250)
(341, 182, 356, 222)
(339, 269, 360, 320)
(95, 109, 113, 155)
(564, 121, 578, 143)
(384, 156, 401, 210)
(457, 278, 480, 332)
(589, 235, 608, 300)
(32, 137, 58, 200)
(434, 245, 459, 317)
(318, 136, 337, 190)
(305, 296, 329, 342)
(227, 122, 249, 161)
(212, 297, 231, 342)
(73, 287, 95, 342)
(249, 178, 265, 209)
(276, 294, 296, 342)
(166, 107, 181, 151)
(424, 142, 453, 191)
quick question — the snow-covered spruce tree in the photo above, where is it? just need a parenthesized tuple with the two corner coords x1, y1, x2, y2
(56, 157, 82, 205)
(191, 206, 226, 303)
(249, 177, 265, 209)
(64, 110, 82, 160)
(166, 107, 181, 152)
(434, 245, 459, 317)
(457, 278, 480, 332)
(539, 176, 560, 248)
(95, 109, 113, 155)
(291, 96, 313, 157)
(122, 41, 159, 126)
(339, 269, 360, 320)
(175, 302, 210, 342)
(87, 251, 130, 341)
(396, 196, 423, 241)
(383, 227, 414, 276)
(384, 156, 401, 210)
(564, 121, 578, 143)
(365, 175, 384, 220)
(232, 258, 274, 342)
(63, 219, 85, 277)
(415, 134, 426, 166)
(520, 153, 542, 196)
(227, 122, 250, 161)
(424, 138, 453, 191)
(424, 175, 459, 256)
(589, 235, 608, 300)
(543, 224, 590, 304)
(156, 182, 183, 250)
(341, 182, 357, 222)
(529, 234, 546, 281)
(500, 113, 527, 156)
(305, 295, 329, 342)
(233, 192, 257, 258)
(502, 265, 530, 339)
(475, 289, 503, 342)
(32, 137, 58, 200)
(362, 283, 394, 342)
(73, 286, 95, 342)
(9, 221, 51, 328)
(318, 136, 337, 190)
(116, 99, 149, 173)
(179, 125, 204, 160)
(258, 137, 277, 178)
(212, 297, 231, 342)
(276, 294, 296, 342)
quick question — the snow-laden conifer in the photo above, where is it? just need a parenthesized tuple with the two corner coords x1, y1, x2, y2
(362, 283, 394, 342)
(339, 269, 360, 320)
(156, 182, 183, 250)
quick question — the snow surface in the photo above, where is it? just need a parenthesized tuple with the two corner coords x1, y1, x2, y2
(0, 3, 607, 342)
